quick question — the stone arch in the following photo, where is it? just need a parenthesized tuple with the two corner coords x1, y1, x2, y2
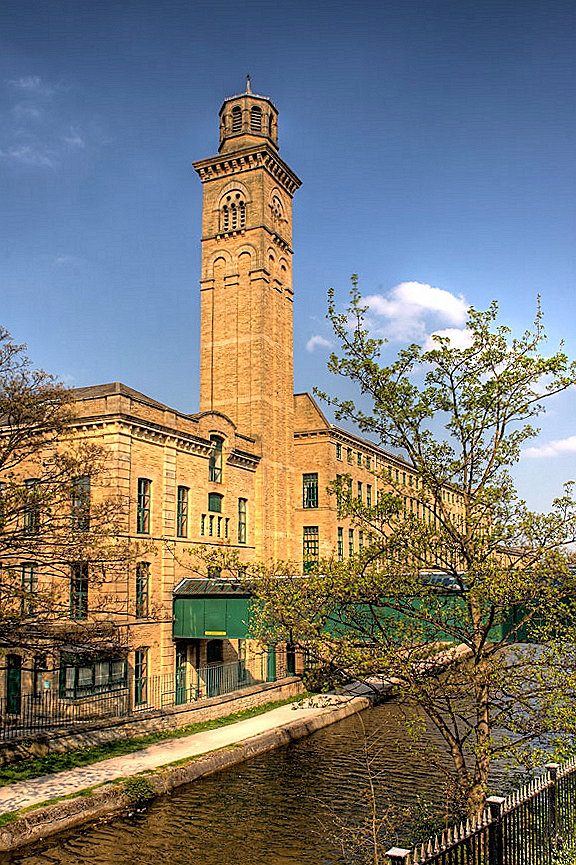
(206, 248, 234, 280)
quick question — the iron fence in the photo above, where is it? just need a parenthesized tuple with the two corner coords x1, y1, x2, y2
(0, 659, 267, 741)
(386, 759, 576, 865)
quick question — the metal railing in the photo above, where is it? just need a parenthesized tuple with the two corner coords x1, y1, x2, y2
(387, 759, 576, 864)
(0, 659, 267, 741)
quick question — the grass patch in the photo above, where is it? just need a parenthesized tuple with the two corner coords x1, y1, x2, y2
(0, 693, 309, 788)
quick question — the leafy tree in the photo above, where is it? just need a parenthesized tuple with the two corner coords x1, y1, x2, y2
(0, 327, 132, 654)
(249, 278, 576, 816)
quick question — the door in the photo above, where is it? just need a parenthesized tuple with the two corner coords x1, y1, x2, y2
(6, 654, 22, 715)
(175, 645, 187, 705)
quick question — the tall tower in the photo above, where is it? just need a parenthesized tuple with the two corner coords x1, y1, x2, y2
(193, 80, 301, 561)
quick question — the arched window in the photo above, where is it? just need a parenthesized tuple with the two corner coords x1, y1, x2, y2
(220, 192, 246, 233)
(250, 105, 262, 132)
(209, 435, 223, 482)
(232, 105, 242, 133)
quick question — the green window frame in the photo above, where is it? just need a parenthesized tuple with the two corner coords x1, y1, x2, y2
(366, 484, 372, 507)
(337, 527, 344, 561)
(177, 486, 189, 538)
(21, 562, 38, 615)
(357, 481, 363, 501)
(347, 448, 353, 464)
(70, 562, 88, 620)
(238, 498, 247, 544)
(348, 529, 354, 557)
(303, 473, 318, 509)
(208, 492, 223, 513)
(134, 649, 148, 706)
(59, 655, 127, 699)
(336, 443, 342, 460)
(357, 452, 362, 467)
(137, 478, 151, 534)
(135, 562, 149, 618)
(71, 475, 90, 531)
(209, 436, 223, 483)
(24, 478, 40, 534)
(303, 526, 319, 573)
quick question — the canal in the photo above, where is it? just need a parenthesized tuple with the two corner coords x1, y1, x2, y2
(9, 700, 505, 865)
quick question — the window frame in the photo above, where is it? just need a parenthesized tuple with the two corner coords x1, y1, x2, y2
(137, 478, 151, 534)
(302, 473, 319, 509)
(135, 562, 150, 619)
(70, 562, 89, 620)
(238, 497, 247, 544)
(176, 486, 189, 538)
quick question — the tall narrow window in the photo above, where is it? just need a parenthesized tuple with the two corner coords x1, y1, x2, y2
(137, 478, 151, 534)
(177, 486, 189, 538)
(70, 563, 88, 620)
(357, 452, 362, 467)
(303, 526, 319, 573)
(366, 484, 372, 507)
(134, 648, 148, 706)
(21, 562, 38, 615)
(357, 481, 363, 501)
(232, 105, 242, 133)
(250, 105, 262, 132)
(135, 563, 149, 618)
(337, 527, 344, 561)
(24, 478, 40, 534)
(347, 448, 353, 464)
(209, 436, 223, 482)
(336, 443, 342, 460)
(238, 498, 247, 544)
(348, 529, 354, 557)
(303, 473, 318, 509)
(71, 476, 90, 531)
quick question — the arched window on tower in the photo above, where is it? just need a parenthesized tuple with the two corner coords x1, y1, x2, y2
(271, 195, 283, 232)
(232, 105, 242, 133)
(220, 191, 246, 233)
(250, 105, 262, 132)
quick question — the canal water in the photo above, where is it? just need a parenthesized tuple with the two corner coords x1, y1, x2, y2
(9, 700, 504, 865)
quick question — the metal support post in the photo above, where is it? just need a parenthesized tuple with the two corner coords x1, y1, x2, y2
(546, 763, 562, 852)
(487, 796, 506, 865)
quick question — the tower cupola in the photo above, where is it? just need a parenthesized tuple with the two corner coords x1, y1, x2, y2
(218, 76, 279, 153)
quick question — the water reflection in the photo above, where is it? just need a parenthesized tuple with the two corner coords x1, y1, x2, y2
(10, 700, 482, 865)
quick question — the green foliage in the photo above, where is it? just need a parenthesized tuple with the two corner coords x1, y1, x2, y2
(123, 775, 156, 806)
(249, 280, 576, 815)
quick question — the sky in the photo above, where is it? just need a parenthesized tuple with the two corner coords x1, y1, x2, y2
(1, 0, 575, 511)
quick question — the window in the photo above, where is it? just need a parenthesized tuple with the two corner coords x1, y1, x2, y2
(221, 194, 246, 233)
(303, 473, 318, 509)
(71, 476, 90, 531)
(0, 481, 5, 530)
(337, 527, 344, 561)
(366, 456, 371, 470)
(238, 498, 247, 544)
(303, 526, 319, 573)
(137, 478, 151, 534)
(359, 531, 364, 550)
(366, 484, 372, 507)
(208, 492, 223, 513)
(135, 563, 149, 618)
(232, 105, 242, 133)
(70, 563, 88, 620)
(357, 481, 363, 501)
(357, 452, 362, 467)
(347, 448, 353, 464)
(336, 443, 342, 461)
(348, 529, 354, 557)
(209, 436, 223, 482)
(134, 649, 148, 706)
(33, 653, 47, 699)
(250, 105, 262, 132)
(24, 478, 40, 533)
(59, 655, 127, 699)
(21, 562, 38, 615)
(177, 486, 189, 538)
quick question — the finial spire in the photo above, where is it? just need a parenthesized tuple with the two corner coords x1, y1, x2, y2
(246, 74, 252, 94)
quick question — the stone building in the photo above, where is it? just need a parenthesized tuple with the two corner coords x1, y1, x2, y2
(0, 81, 463, 715)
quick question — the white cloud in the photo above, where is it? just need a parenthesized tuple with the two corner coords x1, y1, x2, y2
(423, 327, 474, 351)
(0, 145, 54, 167)
(363, 281, 469, 343)
(8, 76, 55, 96)
(63, 128, 85, 150)
(306, 334, 333, 353)
(523, 435, 576, 459)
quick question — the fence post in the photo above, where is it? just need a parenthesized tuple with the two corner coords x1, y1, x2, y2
(545, 763, 561, 853)
(487, 796, 506, 865)
(385, 847, 411, 864)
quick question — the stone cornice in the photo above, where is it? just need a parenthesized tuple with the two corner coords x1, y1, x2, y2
(193, 145, 302, 196)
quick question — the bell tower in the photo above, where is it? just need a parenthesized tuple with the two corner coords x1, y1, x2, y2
(193, 81, 301, 561)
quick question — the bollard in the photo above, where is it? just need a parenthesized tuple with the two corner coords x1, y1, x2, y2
(385, 847, 411, 864)
(487, 796, 506, 865)
(545, 763, 562, 852)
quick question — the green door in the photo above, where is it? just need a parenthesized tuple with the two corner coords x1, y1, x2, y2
(6, 655, 21, 715)
(175, 646, 186, 705)
(266, 645, 277, 682)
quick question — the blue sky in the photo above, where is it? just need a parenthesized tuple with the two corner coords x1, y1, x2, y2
(1, 0, 575, 511)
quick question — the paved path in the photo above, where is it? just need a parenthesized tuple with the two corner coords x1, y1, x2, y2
(0, 694, 356, 815)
